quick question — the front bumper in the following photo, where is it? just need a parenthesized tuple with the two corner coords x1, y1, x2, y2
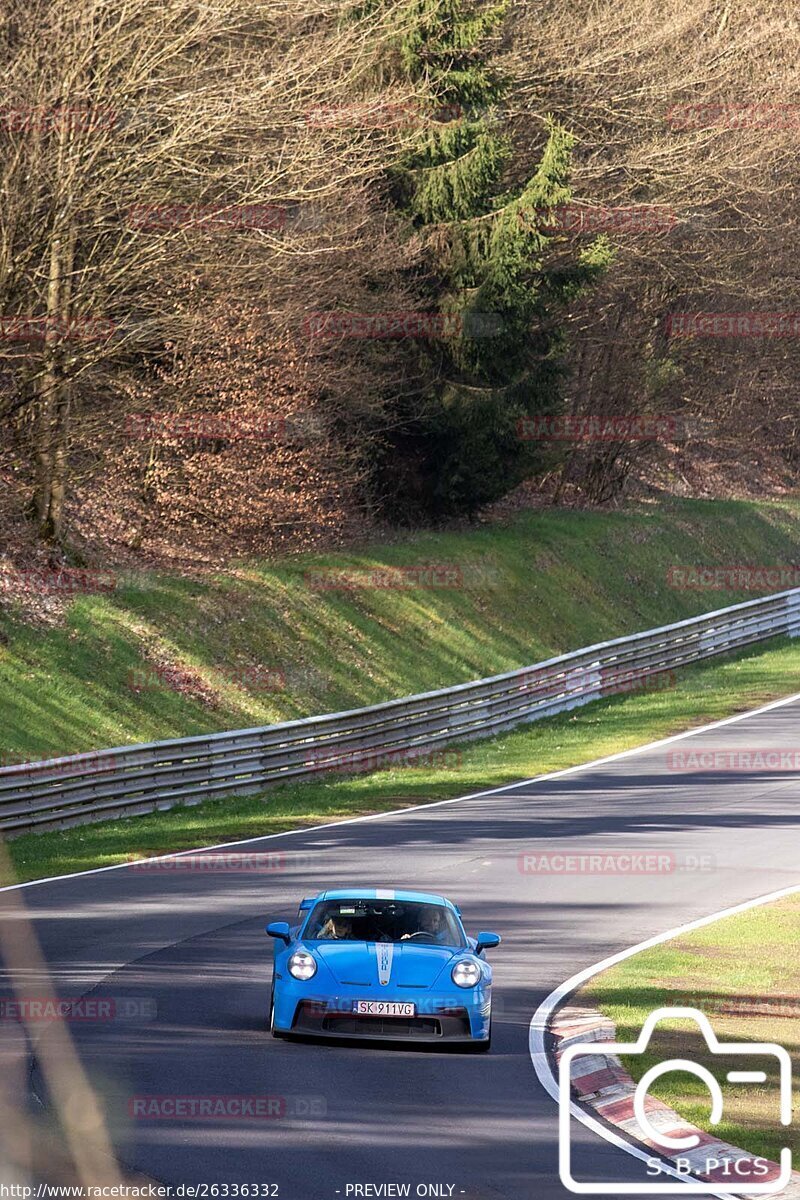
(291, 1000, 477, 1042)
(273, 985, 491, 1043)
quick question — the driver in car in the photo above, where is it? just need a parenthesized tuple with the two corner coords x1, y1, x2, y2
(401, 905, 449, 943)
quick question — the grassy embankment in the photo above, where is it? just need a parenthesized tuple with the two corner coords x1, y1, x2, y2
(581, 891, 800, 1164)
(3, 496, 800, 882)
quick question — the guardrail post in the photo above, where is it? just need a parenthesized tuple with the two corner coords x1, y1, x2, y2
(786, 592, 800, 638)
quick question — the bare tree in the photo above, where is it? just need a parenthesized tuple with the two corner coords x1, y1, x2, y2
(505, 0, 800, 500)
(0, 0, 421, 541)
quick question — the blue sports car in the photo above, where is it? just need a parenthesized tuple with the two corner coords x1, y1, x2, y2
(266, 888, 500, 1049)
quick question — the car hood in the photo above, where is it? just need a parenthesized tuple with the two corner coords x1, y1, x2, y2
(310, 941, 460, 988)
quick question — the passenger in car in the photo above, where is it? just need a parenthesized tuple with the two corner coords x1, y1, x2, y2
(318, 913, 353, 939)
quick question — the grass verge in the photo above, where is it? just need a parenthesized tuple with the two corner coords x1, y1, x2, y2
(7, 634, 800, 884)
(581, 891, 800, 1164)
(3, 497, 800, 765)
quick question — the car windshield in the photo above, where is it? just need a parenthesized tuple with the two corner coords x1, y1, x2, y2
(305, 899, 465, 946)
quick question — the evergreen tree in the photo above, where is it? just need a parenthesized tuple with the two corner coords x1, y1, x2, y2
(377, 0, 613, 518)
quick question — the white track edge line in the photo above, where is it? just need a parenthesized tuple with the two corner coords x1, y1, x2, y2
(529, 883, 800, 1197)
(4, 686, 800, 895)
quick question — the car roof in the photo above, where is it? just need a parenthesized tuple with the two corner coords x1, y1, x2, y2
(313, 888, 456, 910)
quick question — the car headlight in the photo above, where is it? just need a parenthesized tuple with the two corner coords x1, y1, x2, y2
(288, 949, 317, 981)
(451, 959, 482, 988)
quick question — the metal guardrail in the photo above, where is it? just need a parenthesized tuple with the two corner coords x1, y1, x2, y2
(3, 587, 800, 836)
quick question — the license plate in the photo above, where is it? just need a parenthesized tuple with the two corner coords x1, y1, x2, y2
(353, 1001, 416, 1017)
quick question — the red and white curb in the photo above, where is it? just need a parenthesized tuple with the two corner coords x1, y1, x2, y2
(551, 1005, 800, 1199)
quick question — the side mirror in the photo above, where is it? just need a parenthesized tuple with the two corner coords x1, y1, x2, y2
(266, 921, 291, 944)
(475, 931, 501, 954)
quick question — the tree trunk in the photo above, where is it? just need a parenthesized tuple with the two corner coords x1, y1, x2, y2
(34, 222, 74, 542)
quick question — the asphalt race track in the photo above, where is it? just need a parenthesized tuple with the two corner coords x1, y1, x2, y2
(6, 695, 800, 1199)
